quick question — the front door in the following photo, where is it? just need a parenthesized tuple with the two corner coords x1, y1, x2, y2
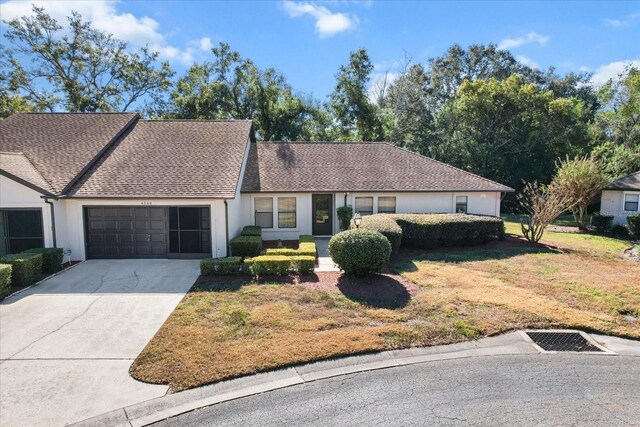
(312, 194, 333, 235)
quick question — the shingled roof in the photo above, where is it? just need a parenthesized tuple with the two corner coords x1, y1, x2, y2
(0, 113, 138, 194)
(0, 152, 54, 194)
(241, 142, 513, 193)
(68, 120, 253, 198)
(606, 171, 640, 191)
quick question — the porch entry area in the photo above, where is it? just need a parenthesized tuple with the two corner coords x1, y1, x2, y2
(312, 194, 333, 236)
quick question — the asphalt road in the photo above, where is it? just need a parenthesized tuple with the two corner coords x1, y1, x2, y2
(154, 354, 640, 427)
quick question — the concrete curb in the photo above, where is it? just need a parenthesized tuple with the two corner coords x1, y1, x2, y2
(70, 331, 640, 427)
(3, 260, 85, 300)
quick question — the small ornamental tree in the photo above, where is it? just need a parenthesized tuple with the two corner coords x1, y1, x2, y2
(336, 205, 353, 231)
(518, 181, 573, 243)
(554, 156, 610, 230)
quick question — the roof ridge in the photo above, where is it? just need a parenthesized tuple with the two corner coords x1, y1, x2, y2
(381, 142, 513, 191)
(0, 151, 25, 155)
(13, 112, 137, 115)
(20, 151, 56, 192)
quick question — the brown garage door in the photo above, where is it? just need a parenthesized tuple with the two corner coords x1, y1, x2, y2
(85, 206, 168, 259)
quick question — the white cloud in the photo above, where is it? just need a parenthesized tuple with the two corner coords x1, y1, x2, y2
(591, 59, 640, 86)
(199, 37, 213, 52)
(604, 12, 640, 28)
(516, 55, 539, 69)
(282, 1, 357, 37)
(0, 0, 204, 64)
(498, 32, 549, 50)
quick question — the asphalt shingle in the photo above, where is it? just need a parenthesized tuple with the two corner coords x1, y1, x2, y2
(241, 142, 513, 193)
(606, 171, 640, 191)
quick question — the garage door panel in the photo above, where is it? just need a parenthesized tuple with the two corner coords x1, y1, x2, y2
(85, 207, 168, 259)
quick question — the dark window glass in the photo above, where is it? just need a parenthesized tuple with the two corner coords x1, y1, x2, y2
(1, 209, 44, 255)
(179, 231, 201, 253)
(169, 231, 179, 253)
(456, 196, 468, 214)
(255, 198, 273, 228)
(355, 197, 373, 216)
(378, 197, 396, 214)
(168, 207, 210, 254)
(624, 194, 639, 212)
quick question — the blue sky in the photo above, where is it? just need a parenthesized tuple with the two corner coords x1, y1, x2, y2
(1, 1, 639, 99)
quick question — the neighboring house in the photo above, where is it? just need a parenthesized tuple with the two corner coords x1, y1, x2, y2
(0, 113, 513, 260)
(600, 171, 640, 225)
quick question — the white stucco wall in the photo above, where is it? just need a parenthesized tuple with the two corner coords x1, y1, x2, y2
(58, 198, 228, 261)
(240, 191, 504, 240)
(0, 175, 56, 248)
(600, 190, 640, 225)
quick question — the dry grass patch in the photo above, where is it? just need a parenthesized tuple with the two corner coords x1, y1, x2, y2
(131, 221, 639, 392)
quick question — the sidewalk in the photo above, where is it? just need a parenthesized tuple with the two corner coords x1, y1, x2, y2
(71, 331, 640, 427)
(313, 237, 340, 272)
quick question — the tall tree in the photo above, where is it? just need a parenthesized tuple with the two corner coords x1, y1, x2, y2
(330, 48, 383, 141)
(435, 75, 590, 192)
(170, 42, 319, 141)
(2, 6, 173, 113)
(591, 66, 640, 177)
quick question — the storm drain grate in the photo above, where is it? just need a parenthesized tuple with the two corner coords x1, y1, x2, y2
(526, 332, 604, 352)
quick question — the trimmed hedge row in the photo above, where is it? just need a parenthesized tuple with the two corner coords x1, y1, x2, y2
(360, 215, 402, 255)
(23, 248, 63, 273)
(230, 235, 262, 257)
(390, 214, 505, 249)
(629, 215, 640, 239)
(263, 235, 317, 257)
(240, 226, 262, 237)
(0, 264, 11, 299)
(0, 252, 43, 288)
(200, 257, 244, 275)
(244, 255, 315, 275)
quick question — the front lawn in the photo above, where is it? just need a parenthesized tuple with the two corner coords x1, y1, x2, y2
(131, 219, 640, 392)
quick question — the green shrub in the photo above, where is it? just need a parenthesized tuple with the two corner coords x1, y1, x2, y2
(230, 235, 262, 258)
(590, 213, 614, 233)
(391, 214, 504, 248)
(337, 205, 353, 231)
(328, 229, 391, 275)
(200, 257, 244, 275)
(611, 223, 630, 238)
(0, 263, 12, 299)
(360, 215, 403, 255)
(0, 252, 43, 287)
(263, 236, 317, 257)
(240, 226, 262, 237)
(22, 248, 63, 273)
(244, 255, 315, 275)
(628, 215, 640, 239)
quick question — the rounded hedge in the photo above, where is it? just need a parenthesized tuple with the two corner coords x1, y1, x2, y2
(328, 229, 392, 275)
(360, 215, 403, 255)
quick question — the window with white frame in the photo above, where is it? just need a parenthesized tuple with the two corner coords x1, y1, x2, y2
(624, 194, 639, 212)
(355, 197, 374, 216)
(278, 197, 297, 228)
(254, 197, 273, 228)
(455, 196, 468, 213)
(378, 197, 396, 214)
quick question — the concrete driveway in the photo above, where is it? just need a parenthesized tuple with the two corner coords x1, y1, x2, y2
(0, 259, 200, 427)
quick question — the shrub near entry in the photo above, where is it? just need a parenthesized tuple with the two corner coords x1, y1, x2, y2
(229, 235, 262, 258)
(0, 263, 12, 298)
(360, 215, 403, 255)
(329, 229, 391, 275)
(22, 248, 64, 273)
(0, 252, 43, 287)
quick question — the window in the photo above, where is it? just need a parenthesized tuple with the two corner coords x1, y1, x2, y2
(378, 197, 396, 214)
(278, 197, 296, 228)
(355, 197, 374, 216)
(255, 198, 273, 228)
(0, 209, 44, 256)
(456, 196, 468, 214)
(625, 194, 639, 212)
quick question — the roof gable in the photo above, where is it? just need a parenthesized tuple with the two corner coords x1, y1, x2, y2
(0, 152, 54, 195)
(68, 120, 253, 198)
(0, 113, 138, 194)
(241, 142, 513, 193)
(606, 171, 640, 191)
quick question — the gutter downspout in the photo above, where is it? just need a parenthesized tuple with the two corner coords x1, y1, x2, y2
(44, 198, 57, 248)
(224, 200, 230, 256)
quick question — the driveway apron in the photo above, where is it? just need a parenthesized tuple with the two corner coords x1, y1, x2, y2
(0, 259, 199, 427)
